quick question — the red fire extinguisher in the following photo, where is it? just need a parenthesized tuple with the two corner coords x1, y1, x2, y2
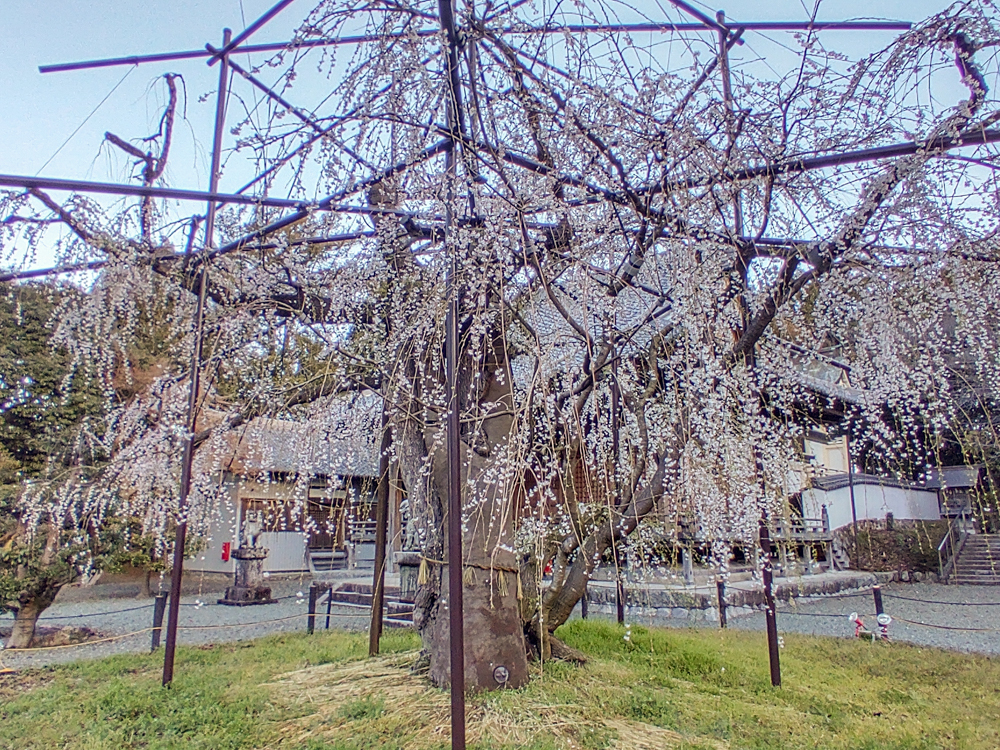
(222, 542, 232, 562)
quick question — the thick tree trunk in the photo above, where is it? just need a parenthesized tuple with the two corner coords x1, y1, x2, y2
(423, 556, 528, 691)
(405, 365, 529, 692)
(8, 600, 44, 649)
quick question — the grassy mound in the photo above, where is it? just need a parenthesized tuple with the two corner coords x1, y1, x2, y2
(1, 621, 999, 749)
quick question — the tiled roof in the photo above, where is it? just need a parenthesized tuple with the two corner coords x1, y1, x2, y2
(223, 391, 381, 478)
(810, 466, 982, 492)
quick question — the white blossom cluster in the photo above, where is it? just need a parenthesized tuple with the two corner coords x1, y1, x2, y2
(2, 2, 1000, 603)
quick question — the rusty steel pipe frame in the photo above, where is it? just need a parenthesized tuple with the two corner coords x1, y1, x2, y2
(207, 0, 296, 66)
(9, 124, 994, 288)
(161, 28, 232, 688)
(0, 173, 318, 209)
(610, 360, 626, 624)
(38, 21, 912, 74)
(13, 0, 931, 707)
(438, 0, 467, 746)
(369, 411, 392, 657)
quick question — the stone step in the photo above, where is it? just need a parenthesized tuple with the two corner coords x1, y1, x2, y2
(953, 567, 1000, 575)
(328, 590, 414, 615)
(335, 582, 414, 604)
(952, 576, 1000, 585)
(337, 582, 403, 597)
(308, 549, 348, 573)
(954, 568, 1000, 578)
(319, 598, 414, 622)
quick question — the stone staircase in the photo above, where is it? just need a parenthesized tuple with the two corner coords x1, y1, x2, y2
(830, 538, 851, 571)
(951, 534, 1000, 585)
(308, 547, 348, 573)
(325, 582, 414, 626)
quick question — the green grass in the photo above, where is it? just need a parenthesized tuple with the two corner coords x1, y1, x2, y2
(1, 622, 999, 749)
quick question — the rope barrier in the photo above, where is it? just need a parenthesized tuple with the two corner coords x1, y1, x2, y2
(1, 606, 408, 656)
(0, 595, 306, 624)
(891, 616, 1000, 633)
(36, 604, 153, 621)
(779, 610, 874, 618)
(809, 590, 873, 599)
(1, 628, 156, 653)
(883, 592, 1000, 606)
(176, 612, 318, 630)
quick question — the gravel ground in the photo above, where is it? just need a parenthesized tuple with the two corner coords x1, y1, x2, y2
(728, 582, 1000, 655)
(5, 580, 1000, 671)
(580, 581, 1000, 655)
(0, 577, 383, 671)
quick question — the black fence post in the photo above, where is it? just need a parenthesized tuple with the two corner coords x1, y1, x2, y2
(581, 584, 588, 620)
(307, 582, 319, 635)
(716, 578, 727, 629)
(873, 585, 884, 616)
(151, 593, 168, 652)
(759, 522, 781, 687)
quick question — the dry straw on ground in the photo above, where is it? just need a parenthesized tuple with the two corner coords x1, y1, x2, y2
(263, 651, 728, 749)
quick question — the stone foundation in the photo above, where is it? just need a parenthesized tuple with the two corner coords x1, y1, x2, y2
(218, 547, 275, 606)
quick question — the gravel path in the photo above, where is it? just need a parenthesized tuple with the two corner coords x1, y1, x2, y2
(0, 578, 381, 671)
(580, 581, 1000, 655)
(5, 580, 1000, 671)
(728, 582, 1000, 655)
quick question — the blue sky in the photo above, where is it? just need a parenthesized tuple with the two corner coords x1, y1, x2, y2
(0, 0, 966, 264)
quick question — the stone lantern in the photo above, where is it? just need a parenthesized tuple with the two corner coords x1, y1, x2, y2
(219, 513, 276, 606)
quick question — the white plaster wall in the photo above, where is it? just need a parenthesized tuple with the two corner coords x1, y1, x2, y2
(257, 531, 310, 572)
(803, 483, 940, 531)
(186, 484, 239, 574)
(805, 436, 847, 473)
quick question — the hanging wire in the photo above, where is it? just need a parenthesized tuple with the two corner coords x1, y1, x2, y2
(35, 65, 136, 175)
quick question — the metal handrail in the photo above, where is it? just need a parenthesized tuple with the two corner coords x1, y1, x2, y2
(938, 510, 969, 582)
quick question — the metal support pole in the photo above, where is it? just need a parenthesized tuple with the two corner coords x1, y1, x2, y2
(581, 585, 588, 619)
(759, 522, 781, 687)
(444, 226, 466, 736)
(369, 411, 392, 656)
(208, 0, 295, 65)
(611, 359, 625, 624)
(873, 585, 884, 617)
(307, 582, 319, 635)
(438, 1, 466, 746)
(151, 593, 168, 651)
(325, 590, 333, 630)
(716, 11, 744, 238)
(847, 434, 859, 564)
(615, 554, 626, 624)
(444, 203, 466, 747)
(716, 579, 727, 629)
(162, 28, 231, 688)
